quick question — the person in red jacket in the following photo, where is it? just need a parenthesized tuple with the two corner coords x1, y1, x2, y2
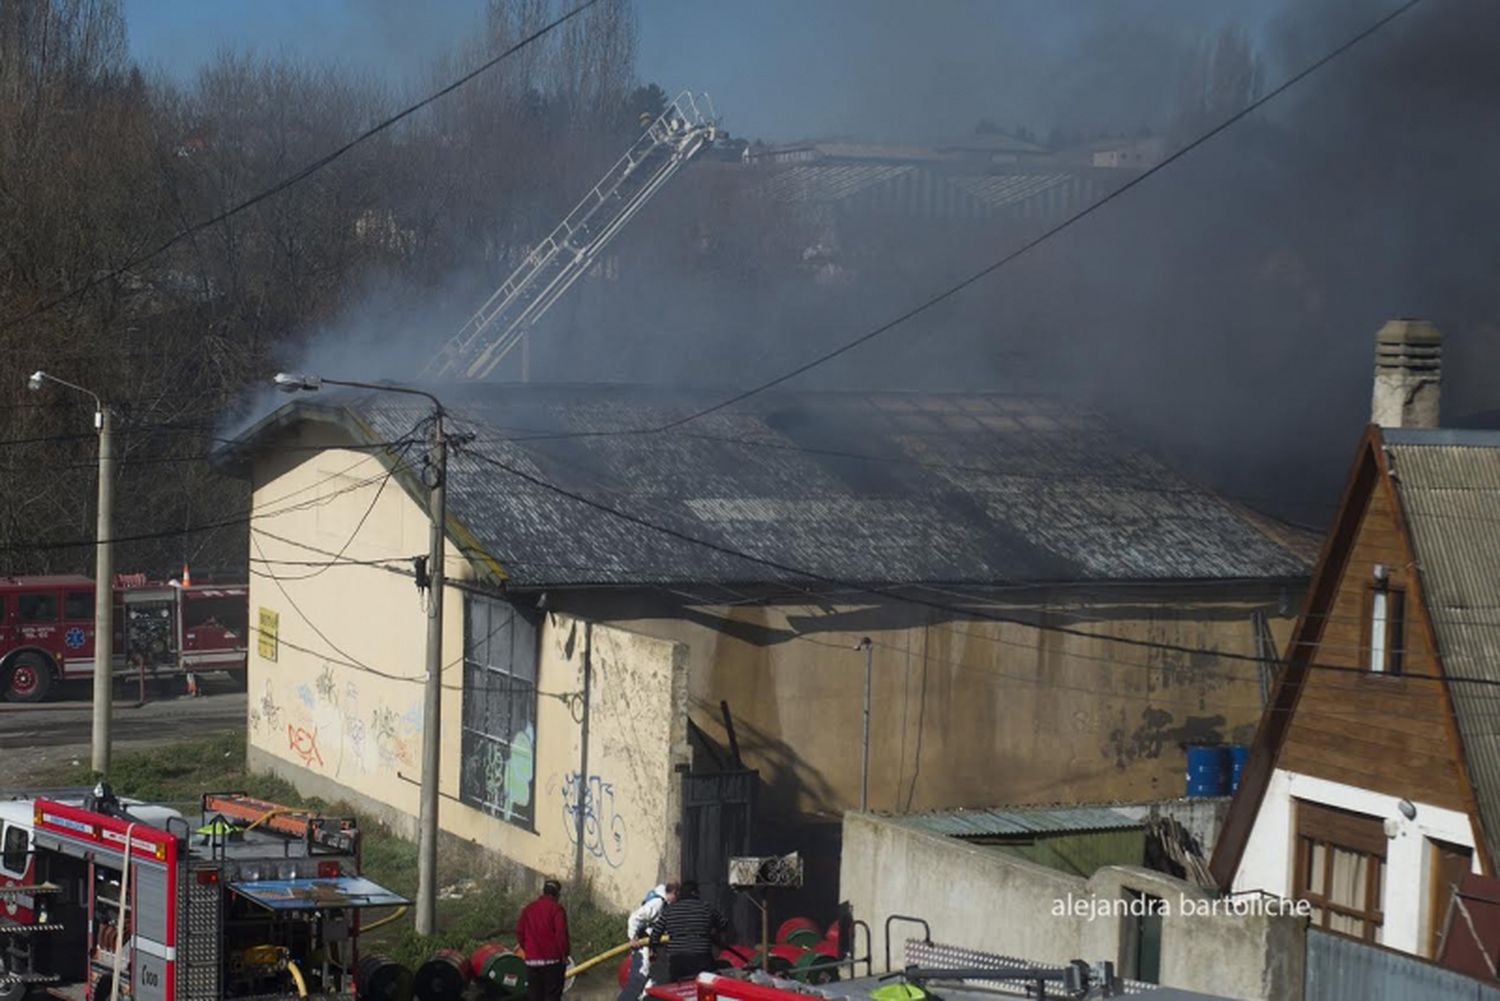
(517, 879, 571, 1001)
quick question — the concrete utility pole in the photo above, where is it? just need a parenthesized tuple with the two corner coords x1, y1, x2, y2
(28, 372, 113, 774)
(273, 372, 447, 934)
(859, 637, 873, 812)
(417, 414, 446, 935)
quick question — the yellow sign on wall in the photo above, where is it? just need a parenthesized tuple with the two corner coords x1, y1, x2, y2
(258, 607, 279, 662)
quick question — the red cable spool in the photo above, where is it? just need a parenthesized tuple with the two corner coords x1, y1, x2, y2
(617, 954, 634, 986)
(719, 947, 750, 969)
(775, 917, 819, 946)
(468, 943, 527, 998)
(414, 948, 471, 1000)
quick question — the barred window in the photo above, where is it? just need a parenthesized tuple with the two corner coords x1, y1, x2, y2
(459, 595, 539, 828)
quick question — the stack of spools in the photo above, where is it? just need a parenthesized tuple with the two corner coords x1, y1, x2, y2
(758, 918, 841, 984)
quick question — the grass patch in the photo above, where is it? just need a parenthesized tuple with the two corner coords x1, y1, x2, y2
(33, 733, 628, 978)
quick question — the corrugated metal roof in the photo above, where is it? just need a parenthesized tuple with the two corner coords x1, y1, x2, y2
(898, 804, 1143, 838)
(231, 386, 1313, 588)
(1386, 434, 1500, 868)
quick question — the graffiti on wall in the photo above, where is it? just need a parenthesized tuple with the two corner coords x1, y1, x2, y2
(461, 722, 535, 825)
(560, 771, 627, 869)
(253, 663, 420, 780)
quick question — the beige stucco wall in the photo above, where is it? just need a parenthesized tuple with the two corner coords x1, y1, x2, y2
(840, 811, 1306, 1000)
(244, 427, 689, 911)
(577, 596, 1299, 816)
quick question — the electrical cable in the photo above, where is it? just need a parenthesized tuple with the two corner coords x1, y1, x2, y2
(0, 0, 606, 336)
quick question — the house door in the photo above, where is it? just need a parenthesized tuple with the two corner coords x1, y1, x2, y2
(1429, 840, 1474, 958)
(681, 769, 758, 938)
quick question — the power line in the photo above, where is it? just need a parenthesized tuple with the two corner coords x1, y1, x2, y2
(0, 0, 605, 336)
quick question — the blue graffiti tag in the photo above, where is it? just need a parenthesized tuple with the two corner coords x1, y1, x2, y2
(561, 772, 627, 868)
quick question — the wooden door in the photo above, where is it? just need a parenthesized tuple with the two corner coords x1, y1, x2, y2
(1429, 840, 1474, 958)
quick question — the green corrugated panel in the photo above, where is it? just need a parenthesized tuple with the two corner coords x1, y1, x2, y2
(980, 828, 1146, 878)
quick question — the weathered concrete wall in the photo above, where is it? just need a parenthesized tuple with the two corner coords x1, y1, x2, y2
(245, 430, 689, 911)
(841, 811, 1305, 1001)
(566, 590, 1299, 817)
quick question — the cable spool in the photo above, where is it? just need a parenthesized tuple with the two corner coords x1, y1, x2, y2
(751, 946, 796, 977)
(718, 947, 750, 969)
(794, 943, 841, 984)
(776, 917, 819, 946)
(356, 954, 414, 1001)
(414, 949, 471, 1000)
(469, 944, 527, 998)
(617, 954, 634, 987)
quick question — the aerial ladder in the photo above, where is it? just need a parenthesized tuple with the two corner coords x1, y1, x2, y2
(425, 90, 718, 381)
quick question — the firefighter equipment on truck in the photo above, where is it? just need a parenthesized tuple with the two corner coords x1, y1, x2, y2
(0, 788, 408, 999)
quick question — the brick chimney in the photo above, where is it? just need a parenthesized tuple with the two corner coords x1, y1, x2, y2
(1371, 319, 1441, 429)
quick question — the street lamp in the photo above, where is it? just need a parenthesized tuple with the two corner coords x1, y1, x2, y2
(274, 372, 447, 935)
(27, 371, 113, 774)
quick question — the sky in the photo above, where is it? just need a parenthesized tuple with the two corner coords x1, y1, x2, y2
(123, 0, 1267, 143)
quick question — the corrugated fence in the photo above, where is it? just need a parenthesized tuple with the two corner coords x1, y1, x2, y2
(1305, 929, 1500, 1001)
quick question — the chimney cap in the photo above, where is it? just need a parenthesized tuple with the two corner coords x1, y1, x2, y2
(1376, 318, 1441, 345)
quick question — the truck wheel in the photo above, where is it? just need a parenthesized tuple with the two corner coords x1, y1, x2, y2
(0, 954, 26, 1001)
(3, 653, 54, 703)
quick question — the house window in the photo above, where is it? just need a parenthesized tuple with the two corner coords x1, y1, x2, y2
(0, 823, 27, 875)
(1366, 585, 1406, 674)
(459, 595, 539, 828)
(1294, 800, 1386, 942)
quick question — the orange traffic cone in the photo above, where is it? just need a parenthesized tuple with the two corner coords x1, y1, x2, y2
(182, 563, 191, 587)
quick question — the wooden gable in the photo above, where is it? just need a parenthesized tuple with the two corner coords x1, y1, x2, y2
(1211, 427, 1482, 886)
(1276, 443, 1467, 809)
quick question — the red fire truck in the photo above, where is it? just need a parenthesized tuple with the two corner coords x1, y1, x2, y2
(0, 575, 248, 703)
(0, 787, 408, 1000)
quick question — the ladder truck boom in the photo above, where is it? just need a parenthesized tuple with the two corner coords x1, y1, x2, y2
(425, 90, 718, 381)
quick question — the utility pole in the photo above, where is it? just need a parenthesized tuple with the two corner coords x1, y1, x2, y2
(272, 372, 447, 933)
(93, 405, 114, 775)
(417, 415, 446, 935)
(859, 637, 872, 812)
(27, 372, 113, 773)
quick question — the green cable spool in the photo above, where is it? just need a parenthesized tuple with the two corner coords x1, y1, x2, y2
(784, 928, 821, 948)
(469, 944, 527, 999)
(791, 949, 841, 984)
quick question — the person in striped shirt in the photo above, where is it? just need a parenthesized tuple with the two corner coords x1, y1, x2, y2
(648, 880, 731, 983)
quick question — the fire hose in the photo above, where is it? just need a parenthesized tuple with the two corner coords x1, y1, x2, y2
(564, 937, 655, 979)
(362, 905, 410, 933)
(286, 960, 309, 998)
(110, 823, 137, 1001)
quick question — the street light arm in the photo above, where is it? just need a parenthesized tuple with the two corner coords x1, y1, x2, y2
(276, 373, 443, 415)
(28, 370, 105, 413)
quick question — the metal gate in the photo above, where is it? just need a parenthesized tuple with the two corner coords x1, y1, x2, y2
(681, 769, 758, 938)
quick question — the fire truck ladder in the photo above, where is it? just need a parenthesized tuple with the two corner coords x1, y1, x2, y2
(424, 91, 718, 381)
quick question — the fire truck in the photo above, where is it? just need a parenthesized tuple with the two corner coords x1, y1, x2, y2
(0, 787, 408, 1000)
(0, 574, 248, 703)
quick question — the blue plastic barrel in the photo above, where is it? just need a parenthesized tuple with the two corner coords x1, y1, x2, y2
(1185, 745, 1228, 797)
(1227, 745, 1250, 792)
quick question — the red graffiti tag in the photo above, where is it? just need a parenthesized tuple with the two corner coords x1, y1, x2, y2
(288, 724, 323, 767)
